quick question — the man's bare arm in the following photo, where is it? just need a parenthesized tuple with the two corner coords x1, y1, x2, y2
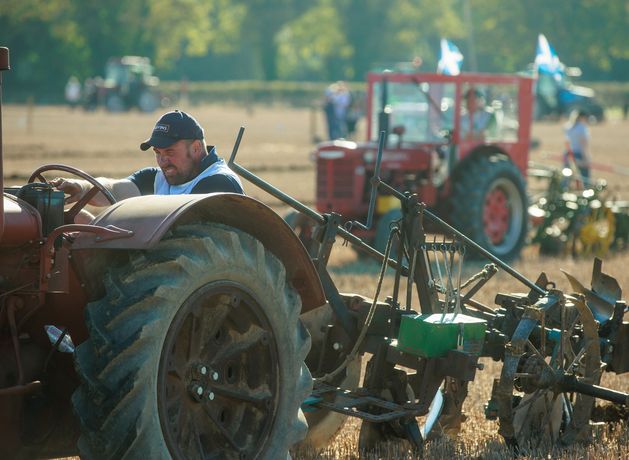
(50, 177, 142, 206)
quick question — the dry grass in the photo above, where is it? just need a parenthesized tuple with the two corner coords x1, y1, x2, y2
(6, 103, 627, 459)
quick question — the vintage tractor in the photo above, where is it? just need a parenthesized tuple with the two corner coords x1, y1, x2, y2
(0, 47, 315, 459)
(98, 55, 161, 112)
(1, 44, 627, 460)
(310, 70, 534, 260)
(532, 66, 605, 122)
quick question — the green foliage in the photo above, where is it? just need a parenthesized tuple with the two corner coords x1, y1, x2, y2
(0, 0, 628, 102)
(276, 1, 352, 80)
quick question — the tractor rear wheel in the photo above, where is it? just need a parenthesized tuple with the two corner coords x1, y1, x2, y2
(138, 90, 160, 112)
(72, 223, 311, 459)
(451, 155, 527, 260)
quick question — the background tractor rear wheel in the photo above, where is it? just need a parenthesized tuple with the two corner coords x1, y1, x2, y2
(105, 93, 126, 112)
(72, 223, 311, 460)
(451, 155, 527, 260)
(138, 90, 160, 112)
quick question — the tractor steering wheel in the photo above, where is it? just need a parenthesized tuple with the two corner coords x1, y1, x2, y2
(28, 164, 117, 224)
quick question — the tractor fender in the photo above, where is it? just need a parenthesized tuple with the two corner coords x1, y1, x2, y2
(72, 193, 325, 312)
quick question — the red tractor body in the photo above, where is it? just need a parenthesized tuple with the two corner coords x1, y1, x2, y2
(315, 71, 534, 259)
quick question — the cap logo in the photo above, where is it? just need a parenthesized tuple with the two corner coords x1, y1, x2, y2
(154, 123, 170, 133)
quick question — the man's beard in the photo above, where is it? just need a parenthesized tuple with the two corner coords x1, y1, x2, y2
(163, 147, 199, 185)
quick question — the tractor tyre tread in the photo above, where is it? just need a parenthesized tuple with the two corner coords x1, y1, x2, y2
(72, 223, 311, 460)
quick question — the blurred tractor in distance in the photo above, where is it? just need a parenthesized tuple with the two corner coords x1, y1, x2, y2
(98, 56, 161, 112)
(533, 65, 605, 122)
(528, 165, 629, 257)
(311, 71, 534, 260)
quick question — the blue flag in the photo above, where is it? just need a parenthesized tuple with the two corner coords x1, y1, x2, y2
(437, 39, 463, 76)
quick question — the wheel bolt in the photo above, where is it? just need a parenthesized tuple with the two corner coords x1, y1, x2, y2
(212, 371, 219, 381)
(189, 383, 204, 401)
(198, 365, 208, 376)
(208, 391, 215, 401)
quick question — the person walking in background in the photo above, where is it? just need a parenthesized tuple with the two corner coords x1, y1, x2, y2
(82, 78, 99, 111)
(563, 110, 592, 186)
(331, 81, 351, 139)
(64, 76, 82, 110)
(345, 91, 363, 139)
(323, 82, 339, 140)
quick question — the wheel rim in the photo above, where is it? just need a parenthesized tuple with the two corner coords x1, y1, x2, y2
(482, 177, 524, 252)
(158, 281, 279, 460)
(497, 295, 600, 448)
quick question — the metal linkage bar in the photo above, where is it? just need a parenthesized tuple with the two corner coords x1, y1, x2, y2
(561, 374, 629, 406)
(309, 382, 422, 423)
(228, 125, 544, 297)
(227, 127, 406, 273)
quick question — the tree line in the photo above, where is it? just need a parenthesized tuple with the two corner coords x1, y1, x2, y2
(1, 0, 627, 102)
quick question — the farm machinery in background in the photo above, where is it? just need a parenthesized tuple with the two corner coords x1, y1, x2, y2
(85, 55, 162, 112)
(1, 45, 628, 460)
(532, 67, 605, 122)
(529, 33, 605, 122)
(307, 70, 534, 261)
(528, 163, 629, 257)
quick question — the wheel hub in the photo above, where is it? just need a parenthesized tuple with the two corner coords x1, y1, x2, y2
(159, 284, 279, 460)
(483, 187, 510, 244)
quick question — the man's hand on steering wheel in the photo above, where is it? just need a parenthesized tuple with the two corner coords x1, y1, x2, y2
(50, 177, 91, 204)
(29, 164, 119, 225)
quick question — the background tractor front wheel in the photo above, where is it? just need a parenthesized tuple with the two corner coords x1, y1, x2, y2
(73, 223, 311, 459)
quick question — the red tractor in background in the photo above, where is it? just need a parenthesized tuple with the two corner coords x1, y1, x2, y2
(312, 71, 534, 260)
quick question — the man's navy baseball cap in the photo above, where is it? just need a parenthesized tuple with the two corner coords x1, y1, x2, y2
(140, 110, 204, 151)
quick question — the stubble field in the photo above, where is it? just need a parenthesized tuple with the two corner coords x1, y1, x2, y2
(4, 103, 628, 459)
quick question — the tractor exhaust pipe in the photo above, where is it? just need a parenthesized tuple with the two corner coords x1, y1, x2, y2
(0, 46, 9, 241)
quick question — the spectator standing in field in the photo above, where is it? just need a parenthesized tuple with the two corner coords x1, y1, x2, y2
(331, 81, 351, 139)
(323, 82, 338, 140)
(345, 91, 363, 139)
(64, 76, 82, 110)
(51, 110, 244, 222)
(82, 78, 98, 111)
(563, 110, 592, 185)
